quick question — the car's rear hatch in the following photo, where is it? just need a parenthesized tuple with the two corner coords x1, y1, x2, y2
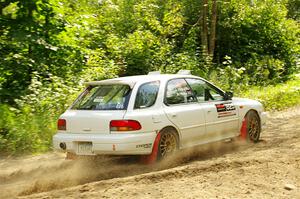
(61, 110, 126, 134)
(60, 84, 131, 134)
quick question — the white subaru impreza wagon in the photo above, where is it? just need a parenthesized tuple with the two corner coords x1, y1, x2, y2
(53, 71, 266, 163)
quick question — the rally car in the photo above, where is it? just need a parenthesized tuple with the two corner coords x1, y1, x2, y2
(53, 71, 266, 163)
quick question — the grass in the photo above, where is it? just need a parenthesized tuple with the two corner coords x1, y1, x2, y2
(240, 76, 300, 111)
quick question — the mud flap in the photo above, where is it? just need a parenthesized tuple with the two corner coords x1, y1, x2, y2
(140, 132, 161, 164)
(240, 117, 247, 140)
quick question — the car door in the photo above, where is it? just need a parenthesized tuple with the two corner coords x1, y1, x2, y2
(186, 78, 239, 141)
(163, 78, 206, 148)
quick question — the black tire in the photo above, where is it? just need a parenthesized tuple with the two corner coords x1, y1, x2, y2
(157, 128, 179, 161)
(245, 110, 261, 143)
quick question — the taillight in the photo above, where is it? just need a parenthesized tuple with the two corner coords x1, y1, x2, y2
(57, 119, 66, 130)
(110, 120, 142, 131)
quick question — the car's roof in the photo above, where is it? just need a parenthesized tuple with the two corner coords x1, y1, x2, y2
(86, 74, 204, 88)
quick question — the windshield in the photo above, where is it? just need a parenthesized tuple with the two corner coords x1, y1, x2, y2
(71, 84, 131, 110)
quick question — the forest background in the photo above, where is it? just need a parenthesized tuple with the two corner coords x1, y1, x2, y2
(0, 0, 299, 154)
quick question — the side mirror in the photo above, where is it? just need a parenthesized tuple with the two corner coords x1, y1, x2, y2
(224, 91, 233, 100)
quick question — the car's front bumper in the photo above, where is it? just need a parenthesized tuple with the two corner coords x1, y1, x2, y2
(260, 111, 267, 127)
(53, 132, 157, 155)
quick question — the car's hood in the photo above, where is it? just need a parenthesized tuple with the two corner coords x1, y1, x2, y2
(232, 97, 259, 103)
(232, 97, 264, 112)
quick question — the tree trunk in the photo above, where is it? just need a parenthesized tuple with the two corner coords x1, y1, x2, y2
(28, 4, 33, 57)
(209, 0, 217, 57)
(201, 0, 209, 55)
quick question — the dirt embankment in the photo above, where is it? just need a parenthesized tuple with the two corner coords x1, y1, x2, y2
(0, 107, 299, 199)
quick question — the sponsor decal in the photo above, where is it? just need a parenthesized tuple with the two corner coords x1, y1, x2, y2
(136, 143, 152, 149)
(215, 103, 236, 118)
(217, 112, 236, 118)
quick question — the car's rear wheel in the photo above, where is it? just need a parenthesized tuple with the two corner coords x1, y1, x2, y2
(245, 110, 261, 142)
(140, 128, 179, 164)
(157, 129, 178, 160)
(157, 128, 179, 160)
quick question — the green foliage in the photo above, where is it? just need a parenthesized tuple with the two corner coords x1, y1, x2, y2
(241, 75, 300, 111)
(287, 0, 300, 20)
(217, 0, 299, 83)
(0, 73, 78, 154)
(244, 56, 286, 85)
(0, 0, 85, 103)
(209, 59, 248, 92)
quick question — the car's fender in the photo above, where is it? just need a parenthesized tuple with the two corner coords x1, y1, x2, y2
(232, 97, 265, 130)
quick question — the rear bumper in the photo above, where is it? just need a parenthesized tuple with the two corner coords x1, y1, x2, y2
(53, 132, 157, 155)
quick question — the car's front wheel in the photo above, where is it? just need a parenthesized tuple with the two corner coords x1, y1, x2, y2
(244, 110, 261, 142)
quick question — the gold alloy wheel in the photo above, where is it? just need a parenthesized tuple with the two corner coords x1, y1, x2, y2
(247, 113, 260, 141)
(160, 132, 177, 157)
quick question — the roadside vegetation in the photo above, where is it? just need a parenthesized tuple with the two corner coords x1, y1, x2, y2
(241, 75, 300, 111)
(0, 0, 299, 154)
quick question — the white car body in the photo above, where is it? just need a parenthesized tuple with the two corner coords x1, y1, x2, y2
(53, 73, 267, 156)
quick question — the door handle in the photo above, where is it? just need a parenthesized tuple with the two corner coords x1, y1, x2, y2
(207, 110, 212, 113)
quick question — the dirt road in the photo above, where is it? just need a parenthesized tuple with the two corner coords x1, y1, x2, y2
(1, 107, 299, 199)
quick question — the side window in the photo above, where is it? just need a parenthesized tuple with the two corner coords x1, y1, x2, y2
(205, 83, 224, 101)
(185, 79, 206, 102)
(165, 79, 197, 105)
(134, 81, 160, 109)
(186, 78, 224, 102)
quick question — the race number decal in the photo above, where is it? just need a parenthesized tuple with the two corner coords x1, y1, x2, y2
(215, 103, 236, 118)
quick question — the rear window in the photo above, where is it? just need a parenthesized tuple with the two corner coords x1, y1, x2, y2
(71, 84, 131, 110)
